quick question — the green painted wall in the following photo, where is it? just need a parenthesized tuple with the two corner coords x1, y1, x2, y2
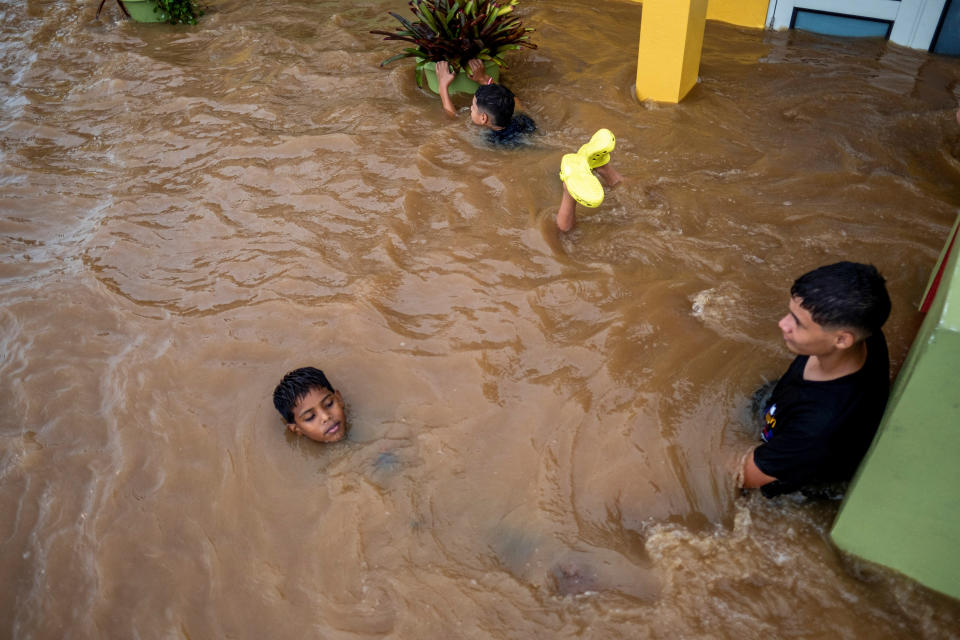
(831, 215, 960, 601)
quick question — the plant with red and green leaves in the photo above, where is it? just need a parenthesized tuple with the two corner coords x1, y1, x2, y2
(371, 0, 537, 82)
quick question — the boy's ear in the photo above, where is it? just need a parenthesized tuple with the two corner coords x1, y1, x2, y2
(834, 329, 857, 350)
(287, 422, 300, 434)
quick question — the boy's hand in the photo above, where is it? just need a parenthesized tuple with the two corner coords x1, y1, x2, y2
(466, 58, 492, 86)
(435, 61, 455, 89)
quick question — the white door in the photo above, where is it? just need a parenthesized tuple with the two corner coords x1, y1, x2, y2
(766, 0, 947, 50)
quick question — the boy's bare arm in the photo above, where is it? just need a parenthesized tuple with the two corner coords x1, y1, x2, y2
(436, 61, 457, 118)
(741, 448, 777, 488)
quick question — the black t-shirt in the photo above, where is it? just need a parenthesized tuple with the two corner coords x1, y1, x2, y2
(754, 332, 890, 494)
(487, 113, 536, 147)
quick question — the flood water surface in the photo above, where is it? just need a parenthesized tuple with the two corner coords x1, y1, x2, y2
(2, 0, 960, 637)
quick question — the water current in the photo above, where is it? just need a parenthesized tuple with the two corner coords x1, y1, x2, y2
(2, 0, 960, 637)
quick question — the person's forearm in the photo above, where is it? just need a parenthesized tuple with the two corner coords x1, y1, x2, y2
(557, 185, 576, 232)
(741, 449, 777, 488)
(439, 88, 456, 118)
(435, 61, 457, 118)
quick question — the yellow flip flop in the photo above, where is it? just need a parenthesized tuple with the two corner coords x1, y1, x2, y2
(560, 153, 604, 208)
(577, 128, 616, 169)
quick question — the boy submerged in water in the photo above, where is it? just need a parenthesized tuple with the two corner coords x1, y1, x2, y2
(435, 59, 536, 147)
(273, 367, 348, 443)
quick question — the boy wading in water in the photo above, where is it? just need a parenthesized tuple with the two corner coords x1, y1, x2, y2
(435, 59, 622, 232)
(741, 262, 891, 497)
(435, 59, 536, 147)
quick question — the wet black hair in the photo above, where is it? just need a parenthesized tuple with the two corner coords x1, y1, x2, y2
(273, 366, 334, 424)
(791, 261, 891, 338)
(474, 83, 515, 128)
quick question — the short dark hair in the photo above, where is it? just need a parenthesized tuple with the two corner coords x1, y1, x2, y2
(475, 83, 515, 128)
(273, 367, 333, 423)
(791, 262, 891, 337)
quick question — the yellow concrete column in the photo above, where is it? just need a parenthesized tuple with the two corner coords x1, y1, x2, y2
(635, 0, 709, 103)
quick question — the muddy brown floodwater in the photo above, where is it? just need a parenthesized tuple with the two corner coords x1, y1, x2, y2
(2, 0, 960, 637)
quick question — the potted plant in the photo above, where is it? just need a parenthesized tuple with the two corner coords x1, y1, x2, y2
(371, 0, 537, 95)
(96, 0, 203, 24)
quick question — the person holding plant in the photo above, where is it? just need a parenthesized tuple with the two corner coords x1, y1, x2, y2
(435, 59, 536, 148)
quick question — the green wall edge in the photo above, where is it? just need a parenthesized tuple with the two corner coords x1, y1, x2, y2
(831, 214, 960, 601)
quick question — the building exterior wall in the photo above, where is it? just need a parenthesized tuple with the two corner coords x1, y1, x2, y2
(831, 215, 960, 601)
(706, 0, 769, 28)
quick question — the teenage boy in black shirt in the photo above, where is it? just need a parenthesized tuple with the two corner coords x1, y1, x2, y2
(741, 262, 892, 498)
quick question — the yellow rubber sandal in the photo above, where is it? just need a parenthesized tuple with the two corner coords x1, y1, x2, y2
(560, 153, 604, 208)
(577, 128, 616, 169)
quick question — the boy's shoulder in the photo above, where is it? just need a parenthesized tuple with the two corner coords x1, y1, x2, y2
(511, 112, 537, 133)
(488, 112, 537, 147)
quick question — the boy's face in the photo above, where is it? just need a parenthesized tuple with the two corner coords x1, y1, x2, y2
(470, 96, 487, 127)
(287, 387, 347, 443)
(778, 296, 850, 356)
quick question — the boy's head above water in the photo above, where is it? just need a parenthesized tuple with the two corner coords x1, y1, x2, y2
(472, 83, 515, 129)
(272, 367, 347, 443)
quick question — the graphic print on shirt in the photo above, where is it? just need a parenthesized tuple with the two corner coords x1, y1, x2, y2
(761, 403, 777, 442)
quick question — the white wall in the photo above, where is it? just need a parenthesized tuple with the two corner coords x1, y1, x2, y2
(766, 0, 947, 50)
